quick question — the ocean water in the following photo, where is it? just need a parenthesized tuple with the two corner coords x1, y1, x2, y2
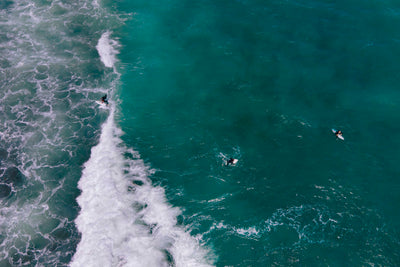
(1, 0, 400, 266)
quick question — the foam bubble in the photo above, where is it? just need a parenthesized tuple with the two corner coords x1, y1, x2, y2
(71, 109, 214, 267)
(234, 226, 260, 237)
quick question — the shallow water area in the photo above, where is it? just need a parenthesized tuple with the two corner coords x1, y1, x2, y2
(0, 0, 120, 265)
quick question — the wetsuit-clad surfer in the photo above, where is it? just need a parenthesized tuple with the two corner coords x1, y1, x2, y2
(335, 130, 343, 138)
(101, 94, 109, 105)
(226, 158, 237, 166)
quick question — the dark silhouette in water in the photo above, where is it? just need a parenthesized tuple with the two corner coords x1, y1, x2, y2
(226, 158, 238, 166)
(101, 94, 109, 105)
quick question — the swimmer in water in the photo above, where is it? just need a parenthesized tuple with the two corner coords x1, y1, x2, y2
(226, 158, 238, 166)
(335, 130, 343, 138)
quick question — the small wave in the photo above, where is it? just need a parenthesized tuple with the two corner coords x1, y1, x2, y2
(210, 221, 260, 239)
(96, 31, 119, 69)
(235, 226, 260, 238)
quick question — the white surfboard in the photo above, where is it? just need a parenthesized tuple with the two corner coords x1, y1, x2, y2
(95, 100, 108, 108)
(332, 129, 344, 140)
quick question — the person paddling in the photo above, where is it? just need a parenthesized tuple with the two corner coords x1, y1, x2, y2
(332, 128, 344, 140)
(226, 158, 238, 166)
(335, 130, 343, 138)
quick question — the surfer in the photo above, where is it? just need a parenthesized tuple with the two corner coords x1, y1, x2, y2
(335, 130, 343, 138)
(101, 94, 109, 105)
(226, 158, 238, 166)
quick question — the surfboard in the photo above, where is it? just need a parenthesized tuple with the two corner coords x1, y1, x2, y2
(95, 100, 108, 108)
(332, 129, 344, 140)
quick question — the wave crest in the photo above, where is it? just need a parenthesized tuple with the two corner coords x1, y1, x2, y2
(71, 109, 214, 267)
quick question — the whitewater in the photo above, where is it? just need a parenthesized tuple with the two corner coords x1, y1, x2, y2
(71, 32, 213, 267)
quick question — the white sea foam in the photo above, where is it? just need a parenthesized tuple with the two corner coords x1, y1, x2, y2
(71, 108, 214, 267)
(96, 31, 119, 68)
(0, 1, 134, 265)
(234, 226, 260, 237)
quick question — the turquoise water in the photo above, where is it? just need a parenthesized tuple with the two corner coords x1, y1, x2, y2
(1, 0, 400, 266)
(117, 0, 400, 265)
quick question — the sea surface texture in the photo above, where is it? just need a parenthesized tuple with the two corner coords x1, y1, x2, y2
(1, 0, 400, 266)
